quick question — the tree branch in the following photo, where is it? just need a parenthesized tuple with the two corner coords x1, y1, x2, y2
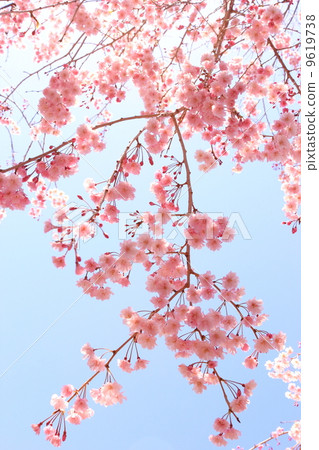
(268, 38, 301, 94)
(248, 430, 289, 450)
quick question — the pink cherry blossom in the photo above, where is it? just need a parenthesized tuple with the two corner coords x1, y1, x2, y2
(243, 356, 258, 369)
(117, 359, 133, 373)
(31, 423, 41, 435)
(134, 358, 149, 370)
(230, 394, 249, 413)
(52, 256, 66, 269)
(224, 427, 241, 440)
(66, 410, 82, 425)
(0, 0, 300, 448)
(61, 385, 74, 398)
(208, 434, 227, 446)
(222, 272, 239, 290)
(90, 382, 126, 407)
(213, 418, 229, 433)
(50, 394, 68, 411)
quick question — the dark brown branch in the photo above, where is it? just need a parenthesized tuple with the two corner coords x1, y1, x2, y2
(0, 108, 187, 174)
(268, 38, 301, 94)
(213, 0, 235, 61)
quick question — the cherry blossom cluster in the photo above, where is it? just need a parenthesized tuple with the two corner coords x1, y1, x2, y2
(171, 38, 299, 222)
(38, 67, 81, 131)
(33, 267, 286, 447)
(245, 6, 284, 49)
(266, 346, 301, 404)
(150, 168, 182, 212)
(0, 0, 300, 448)
(241, 347, 301, 449)
(72, 211, 238, 301)
(80, 136, 148, 216)
(2, 153, 77, 218)
(35, 153, 79, 182)
(280, 161, 301, 227)
(175, 60, 241, 137)
(195, 149, 222, 173)
(45, 206, 96, 274)
(32, 333, 138, 447)
(185, 214, 236, 250)
(130, 48, 169, 114)
(144, 117, 175, 155)
(118, 272, 286, 447)
(76, 237, 175, 301)
(32, 383, 95, 446)
(0, 172, 29, 210)
(0, 0, 300, 224)
(74, 124, 106, 155)
(66, 2, 100, 36)
(90, 382, 126, 407)
(210, 424, 241, 446)
(264, 112, 300, 163)
(96, 54, 129, 101)
(26, 173, 69, 218)
(0, 101, 20, 134)
(43, 176, 139, 274)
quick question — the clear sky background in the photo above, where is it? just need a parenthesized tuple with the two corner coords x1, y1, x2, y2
(0, 132, 300, 450)
(0, 30, 300, 450)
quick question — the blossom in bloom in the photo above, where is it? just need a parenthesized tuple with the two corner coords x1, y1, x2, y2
(81, 342, 95, 359)
(43, 425, 55, 437)
(230, 394, 249, 413)
(49, 435, 62, 447)
(134, 358, 149, 370)
(222, 272, 239, 290)
(52, 256, 66, 269)
(117, 358, 133, 373)
(87, 355, 106, 372)
(247, 298, 263, 314)
(61, 384, 74, 397)
(289, 420, 301, 443)
(224, 427, 241, 440)
(31, 423, 41, 435)
(243, 356, 258, 369)
(254, 335, 273, 353)
(66, 410, 82, 425)
(244, 380, 257, 397)
(114, 181, 136, 201)
(213, 418, 229, 433)
(90, 382, 126, 407)
(208, 434, 227, 446)
(50, 394, 68, 411)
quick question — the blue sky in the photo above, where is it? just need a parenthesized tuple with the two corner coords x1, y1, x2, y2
(0, 21, 300, 449)
(0, 124, 300, 449)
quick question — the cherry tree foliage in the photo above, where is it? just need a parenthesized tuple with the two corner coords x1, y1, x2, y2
(237, 347, 301, 450)
(0, 0, 300, 447)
